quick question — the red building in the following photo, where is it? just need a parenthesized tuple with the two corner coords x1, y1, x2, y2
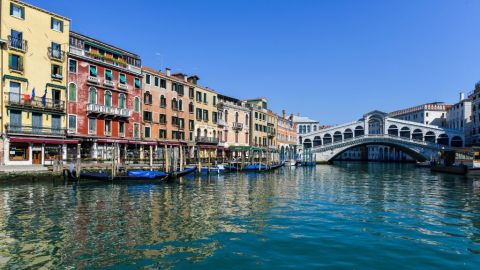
(67, 31, 142, 160)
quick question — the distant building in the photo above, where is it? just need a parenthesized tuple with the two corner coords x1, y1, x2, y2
(446, 92, 472, 146)
(293, 115, 321, 146)
(468, 83, 480, 145)
(276, 110, 297, 160)
(245, 98, 269, 147)
(217, 94, 250, 149)
(388, 102, 451, 127)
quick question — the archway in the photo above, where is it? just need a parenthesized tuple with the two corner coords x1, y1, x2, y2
(388, 125, 398, 136)
(344, 128, 353, 140)
(400, 127, 411, 139)
(437, 134, 449, 146)
(303, 139, 312, 149)
(330, 141, 429, 162)
(412, 129, 423, 141)
(451, 136, 463, 147)
(333, 131, 342, 142)
(323, 134, 332, 145)
(313, 136, 322, 147)
(425, 131, 435, 143)
(354, 126, 364, 137)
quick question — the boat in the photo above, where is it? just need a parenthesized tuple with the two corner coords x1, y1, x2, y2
(172, 166, 197, 178)
(200, 165, 225, 174)
(269, 162, 285, 170)
(430, 149, 468, 175)
(242, 163, 269, 171)
(65, 170, 171, 182)
(415, 161, 431, 168)
(431, 164, 468, 175)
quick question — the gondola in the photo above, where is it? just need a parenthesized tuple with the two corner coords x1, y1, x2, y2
(268, 162, 285, 171)
(172, 166, 197, 177)
(65, 167, 196, 183)
(242, 164, 270, 172)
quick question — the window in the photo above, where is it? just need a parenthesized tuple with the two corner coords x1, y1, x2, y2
(159, 114, 167, 124)
(51, 17, 64, 32)
(203, 109, 209, 121)
(10, 3, 24, 19)
(50, 42, 62, 59)
(159, 129, 167, 139)
(189, 120, 194, 130)
(160, 79, 166, 88)
(69, 59, 77, 73)
(196, 108, 202, 120)
(154, 76, 159, 87)
(88, 118, 96, 134)
(213, 96, 217, 105)
(118, 94, 126, 109)
(134, 78, 141, 88)
(172, 98, 178, 110)
(68, 83, 76, 102)
(119, 122, 125, 136)
(105, 69, 113, 81)
(144, 126, 151, 138)
(134, 123, 140, 139)
(104, 91, 112, 107)
(10, 30, 23, 50)
(88, 87, 97, 104)
(213, 112, 218, 123)
(178, 100, 183, 111)
(119, 73, 126, 84)
(105, 120, 111, 135)
(89, 65, 97, 77)
(196, 91, 202, 102)
(160, 95, 166, 108)
(189, 87, 194, 99)
(146, 74, 151, 84)
(178, 85, 184, 96)
(189, 102, 194, 113)
(9, 54, 23, 71)
(9, 143, 29, 161)
(143, 111, 152, 122)
(203, 93, 208, 104)
(144, 92, 152, 105)
(68, 115, 77, 133)
(134, 97, 140, 112)
(51, 64, 63, 79)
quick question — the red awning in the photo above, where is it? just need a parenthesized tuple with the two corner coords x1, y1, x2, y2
(198, 145, 219, 149)
(158, 141, 186, 146)
(96, 139, 129, 144)
(10, 137, 79, 145)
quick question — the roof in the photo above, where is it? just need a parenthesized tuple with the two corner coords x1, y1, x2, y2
(14, 0, 70, 21)
(292, 115, 319, 124)
(70, 31, 140, 59)
(142, 66, 217, 93)
(389, 102, 452, 117)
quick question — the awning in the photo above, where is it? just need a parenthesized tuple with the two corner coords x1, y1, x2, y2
(158, 141, 187, 146)
(96, 139, 128, 144)
(10, 137, 78, 144)
(128, 140, 157, 146)
(198, 145, 219, 149)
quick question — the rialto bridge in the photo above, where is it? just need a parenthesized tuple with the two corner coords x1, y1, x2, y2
(299, 111, 465, 163)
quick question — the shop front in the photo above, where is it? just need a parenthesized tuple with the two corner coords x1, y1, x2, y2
(5, 137, 78, 166)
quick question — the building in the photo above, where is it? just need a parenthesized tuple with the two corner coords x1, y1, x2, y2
(388, 102, 451, 127)
(141, 67, 196, 161)
(468, 83, 480, 145)
(192, 80, 219, 161)
(0, 0, 71, 165)
(245, 98, 269, 148)
(67, 31, 142, 161)
(293, 115, 321, 146)
(217, 94, 250, 152)
(446, 92, 472, 146)
(276, 110, 297, 161)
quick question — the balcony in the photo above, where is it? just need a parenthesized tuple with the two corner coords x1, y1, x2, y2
(104, 80, 115, 87)
(268, 130, 276, 137)
(6, 92, 65, 113)
(118, 83, 128, 90)
(87, 103, 131, 118)
(8, 36, 27, 52)
(69, 46, 142, 75)
(195, 136, 219, 144)
(217, 119, 226, 127)
(6, 124, 65, 137)
(48, 47, 65, 61)
(232, 122, 243, 131)
(88, 76, 99, 84)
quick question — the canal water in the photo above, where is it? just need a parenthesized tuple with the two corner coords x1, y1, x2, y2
(0, 163, 479, 269)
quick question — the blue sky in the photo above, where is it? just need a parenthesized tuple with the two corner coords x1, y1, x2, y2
(28, 0, 480, 125)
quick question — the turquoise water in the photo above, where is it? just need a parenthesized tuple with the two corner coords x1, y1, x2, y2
(0, 163, 479, 269)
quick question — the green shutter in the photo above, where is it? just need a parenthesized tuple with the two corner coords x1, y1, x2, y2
(120, 74, 126, 84)
(60, 21, 64, 32)
(50, 17, 54, 29)
(21, 6, 25, 19)
(59, 65, 63, 75)
(89, 66, 97, 76)
(19, 56, 23, 71)
(8, 54, 12, 69)
(9, 3, 13, 15)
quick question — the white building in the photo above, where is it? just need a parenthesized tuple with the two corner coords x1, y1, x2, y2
(293, 115, 321, 145)
(446, 92, 472, 146)
(468, 82, 480, 146)
(389, 102, 451, 127)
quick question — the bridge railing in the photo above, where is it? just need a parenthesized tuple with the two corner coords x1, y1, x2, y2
(308, 134, 448, 153)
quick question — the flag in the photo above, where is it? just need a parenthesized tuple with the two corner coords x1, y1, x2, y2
(31, 87, 35, 100)
(42, 87, 47, 107)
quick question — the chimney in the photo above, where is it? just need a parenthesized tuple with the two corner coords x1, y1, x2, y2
(184, 75, 188, 82)
(282, 110, 286, 119)
(166, 68, 171, 76)
(289, 114, 294, 121)
(460, 92, 465, 101)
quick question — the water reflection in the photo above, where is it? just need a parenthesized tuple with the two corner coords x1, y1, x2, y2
(0, 163, 480, 269)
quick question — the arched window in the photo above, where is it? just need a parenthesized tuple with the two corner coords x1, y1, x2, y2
(225, 110, 229, 122)
(104, 91, 112, 107)
(213, 130, 216, 138)
(235, 112, 239, 123)
(189, 102, 194, 113)
(178, 100, 183, 111)
(196, 128, 201, 137)
(203, 129, 208, 137)
(134, 96, 140, 112)
(119, 94, 126, 109)
(160, 95, 166, 108)
(246, 114, 249, 125)
(143, 92, 152, 105)
(88, 87, 97, 104)
(172, 98, 178, 110)
(68, 83, 76, 102)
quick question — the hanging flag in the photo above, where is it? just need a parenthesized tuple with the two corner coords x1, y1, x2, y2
(31, 87, 35, 100)
(42, 87, 47, 107)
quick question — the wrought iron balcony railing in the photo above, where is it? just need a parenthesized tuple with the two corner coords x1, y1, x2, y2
(195, 136, 219, 144)
(8, 36, 27, 52)
(48, 47, 65, 61)
(232, 122, 243, 131)
(6, 124, 65, 136)
(6, 92, 65, 112)
(87, 103, 131, 118)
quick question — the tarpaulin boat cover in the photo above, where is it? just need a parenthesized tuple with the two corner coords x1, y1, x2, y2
(127, 170, 168, 178)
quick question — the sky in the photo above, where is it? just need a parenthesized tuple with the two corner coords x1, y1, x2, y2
(27, 0, 480, 125)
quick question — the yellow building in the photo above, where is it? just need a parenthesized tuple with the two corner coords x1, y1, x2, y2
(0, 0, 70, 165)
(191, 81, 219, 161)
(246, 98, 269, 148)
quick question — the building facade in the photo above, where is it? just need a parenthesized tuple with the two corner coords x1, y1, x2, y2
(1, 0, 71, 165)
(67, 31, 142, 161)
(276, 110, 297, 161)
(468, 83, 480, 145)
(446, 92, 472, 146)
(389, 102, 451, 127)
(217, 94, 250, 151)
(246, 98, 269, 148)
